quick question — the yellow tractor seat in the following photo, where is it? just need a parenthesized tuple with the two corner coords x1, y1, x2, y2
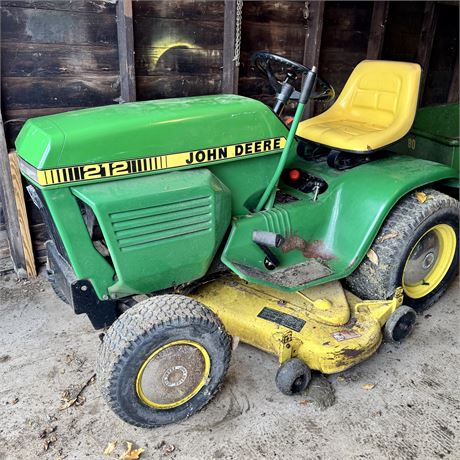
(296, 60, 421, 153)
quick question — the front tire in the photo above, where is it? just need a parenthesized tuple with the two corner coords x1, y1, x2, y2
(346, 188, 459, 311)
(97, 295, 231, 427)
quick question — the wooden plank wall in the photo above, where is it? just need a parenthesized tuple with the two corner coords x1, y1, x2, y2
(420, 3, 459, 105)
(0, 0, 119, 264)
(132, 0, 225, 100)
(315, 1, 374, 114)
(237, 1, 307, 108)
(0, 0, 458, 271)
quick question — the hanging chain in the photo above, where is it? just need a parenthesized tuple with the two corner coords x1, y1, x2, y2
(233, 0, 243, 66)
(303, 1, 310, 21)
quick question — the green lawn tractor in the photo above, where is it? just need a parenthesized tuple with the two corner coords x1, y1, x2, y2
(16, 52, 459, 427)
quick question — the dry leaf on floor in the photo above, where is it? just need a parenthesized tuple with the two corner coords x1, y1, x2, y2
(43, 434, 57, 451)
(163, 444, 175, 455)
(59, 373, 95, 410)
(362, 383, 376, 390)
(39, 426, 56, 439)
(119, 442, 145, 460)
(366, 249, 379, 265)
(377, 230, 399, 243)
(415, 191, 428, 203)
(299, 399, 311, 405)
(104, 441, 117, 456)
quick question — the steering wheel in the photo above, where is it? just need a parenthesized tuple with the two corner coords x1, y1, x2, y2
(252, 51, 335, 103)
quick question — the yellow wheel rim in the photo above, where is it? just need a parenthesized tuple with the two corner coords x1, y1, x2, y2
(403, 224, 457, 299)
(136, 340, 211, 410)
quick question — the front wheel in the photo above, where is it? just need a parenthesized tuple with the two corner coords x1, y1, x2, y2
(96, 295, 231, 427)
(346, 188, 459, 311)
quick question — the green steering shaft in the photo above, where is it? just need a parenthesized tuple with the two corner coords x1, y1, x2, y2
(255, 68, 318, 212)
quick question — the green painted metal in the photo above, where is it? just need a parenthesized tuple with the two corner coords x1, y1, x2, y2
(222, 155, 458, 291)
(41, 188, 115, 299)
(390, 103, 459, 174)
(72, 170, 231, 298)
(15, 94, 459, 300)
(15, 94, 287, 169)
(256, 101, 306, 211)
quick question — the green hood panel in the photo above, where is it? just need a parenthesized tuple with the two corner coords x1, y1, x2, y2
(16, 95, 287, 169)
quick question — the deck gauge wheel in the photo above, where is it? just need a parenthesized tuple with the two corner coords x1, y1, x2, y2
(275, 358, 312, 395)
(384, 305, 417, 342)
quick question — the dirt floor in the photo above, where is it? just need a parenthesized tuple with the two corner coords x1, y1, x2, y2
(0, 271, 458, 460)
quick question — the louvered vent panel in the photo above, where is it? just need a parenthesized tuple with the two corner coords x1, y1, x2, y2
(110, 196, 212, 252)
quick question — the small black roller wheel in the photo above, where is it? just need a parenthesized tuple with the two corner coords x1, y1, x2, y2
(346, 188, 459, 311)
(275, 358, 311, 395)
(384, 305, 417, 342)
(97, 295, 231, 428)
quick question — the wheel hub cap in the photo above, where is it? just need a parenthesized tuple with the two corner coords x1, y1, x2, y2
(403, 224, 456, 299)
(136, 340, 210, 409)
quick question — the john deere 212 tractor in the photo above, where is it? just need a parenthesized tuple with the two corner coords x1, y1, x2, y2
(16, 53, 458, 427)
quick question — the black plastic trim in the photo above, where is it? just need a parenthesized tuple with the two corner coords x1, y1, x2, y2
(46, 240, 117, 329)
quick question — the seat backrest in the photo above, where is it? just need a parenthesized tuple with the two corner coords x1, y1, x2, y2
(334, 60, 421, 130)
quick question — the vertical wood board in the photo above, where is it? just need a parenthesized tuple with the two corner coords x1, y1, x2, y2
(117, 0, 137, 102)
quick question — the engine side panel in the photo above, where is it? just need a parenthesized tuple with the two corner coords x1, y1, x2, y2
(72, 169, 231, 298)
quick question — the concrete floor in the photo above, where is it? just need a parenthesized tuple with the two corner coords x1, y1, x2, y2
(0, 273, 458, 460)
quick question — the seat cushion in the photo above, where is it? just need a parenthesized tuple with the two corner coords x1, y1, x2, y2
(296, 60, 421, 153)
(297, 118, 385, 152)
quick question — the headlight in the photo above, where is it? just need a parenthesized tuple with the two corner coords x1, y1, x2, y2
(17, 156, 39, 183)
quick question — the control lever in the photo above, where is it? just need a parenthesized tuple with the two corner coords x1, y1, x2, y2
(252, 231, 285, 271)
(312, 182, 321, 201)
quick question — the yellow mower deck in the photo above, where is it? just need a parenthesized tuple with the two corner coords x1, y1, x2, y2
(193, 276, 403, 374)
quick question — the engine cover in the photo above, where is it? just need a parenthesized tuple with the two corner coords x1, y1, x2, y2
(72, 169, 231, 298)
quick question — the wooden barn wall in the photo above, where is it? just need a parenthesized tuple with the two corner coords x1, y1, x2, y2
(238, 1, 307, 108)
(1, 0, 119, 142)
(424, 3, 459, 105)
(315, 1, 374, 114)
(0, 0, 458, 271)
(133, 0, 225, 100)
(0, 0, 120, 263)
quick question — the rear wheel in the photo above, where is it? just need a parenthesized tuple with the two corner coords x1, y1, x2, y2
(97, 295, 231, 427)
(346, 188, 459, 311)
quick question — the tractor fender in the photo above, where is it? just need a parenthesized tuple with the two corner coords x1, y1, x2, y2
(309, 154, 459, 284)
(222, 154, 458, 291)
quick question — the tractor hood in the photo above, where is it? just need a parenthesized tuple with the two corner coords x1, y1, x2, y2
(16, 94, 287, 172)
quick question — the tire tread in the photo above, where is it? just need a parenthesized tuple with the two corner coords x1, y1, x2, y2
(96, 295, 231, 427)
(345, 188, 459, 306)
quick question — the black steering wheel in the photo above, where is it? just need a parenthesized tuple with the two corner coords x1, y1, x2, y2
(252, 51, 335, 103)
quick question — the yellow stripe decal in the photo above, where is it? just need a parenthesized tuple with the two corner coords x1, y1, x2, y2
(31, 137, 286, 186)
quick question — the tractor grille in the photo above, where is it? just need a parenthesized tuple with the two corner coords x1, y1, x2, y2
(110, 195, 212, 252)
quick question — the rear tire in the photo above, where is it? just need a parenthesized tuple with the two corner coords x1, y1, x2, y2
(96, 295, 231, 427)
(346, 188, 459, 311)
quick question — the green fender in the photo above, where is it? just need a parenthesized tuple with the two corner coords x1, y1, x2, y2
(222, 154, 459, 291)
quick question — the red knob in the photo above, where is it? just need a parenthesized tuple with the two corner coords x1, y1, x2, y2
(289, 169, 301, 181)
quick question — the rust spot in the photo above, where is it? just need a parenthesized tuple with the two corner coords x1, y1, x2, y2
(281, 235, 335, 260)
(341, 348, 364, 358)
